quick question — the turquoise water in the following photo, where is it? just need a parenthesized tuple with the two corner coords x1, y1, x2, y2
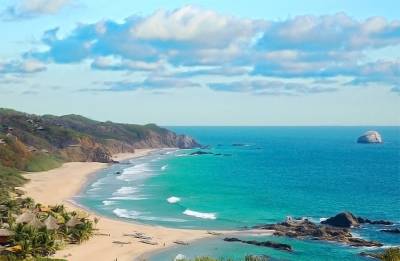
(77, 127, 400, 260)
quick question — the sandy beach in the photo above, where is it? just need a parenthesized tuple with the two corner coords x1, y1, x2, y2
(21, 149, 211, 261)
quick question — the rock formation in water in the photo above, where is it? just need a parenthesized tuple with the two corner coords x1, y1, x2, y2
(255, 214, 386, 247)
(357, 131, 383, 144)
(223, 237, 292, 252)
(321, 212, 393, 228)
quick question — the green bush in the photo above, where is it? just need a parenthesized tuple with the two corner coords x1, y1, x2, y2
(25, 155, 62, 172)
(381, 248, 400, 261)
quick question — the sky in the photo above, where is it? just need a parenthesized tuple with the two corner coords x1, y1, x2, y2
(0, 0, 399, 126)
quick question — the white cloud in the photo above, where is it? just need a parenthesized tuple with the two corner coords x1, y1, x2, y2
(0, 59, 46, 74)
(5, 0, 71, 18)
(132, 6, 265, 48)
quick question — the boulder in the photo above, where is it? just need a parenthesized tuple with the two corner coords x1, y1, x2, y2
(357, 131, 383, 144)
(190, 150, 214, 155)
(321, 212, 360, 228)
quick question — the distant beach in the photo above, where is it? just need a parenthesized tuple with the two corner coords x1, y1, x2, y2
(21, 149, 211, 261)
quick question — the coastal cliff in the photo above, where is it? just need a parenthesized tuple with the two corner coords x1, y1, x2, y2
(0, 108, 200, 169)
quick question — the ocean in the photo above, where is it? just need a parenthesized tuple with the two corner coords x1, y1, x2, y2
(76, 127, 400, 260)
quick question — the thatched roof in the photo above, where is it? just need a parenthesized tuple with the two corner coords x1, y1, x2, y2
(16, 211, 35, 224)
(66, 216, 83, 227)
(27, 217, 45, 229)
(0, 228, 14, 237)
(44, 215, 59, 230)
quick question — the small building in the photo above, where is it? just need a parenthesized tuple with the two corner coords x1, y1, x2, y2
(66, 216, 83, 227)
(15, 211, 35, 224)
(44, 215, 60, 230)
(0, 229, 15, 244)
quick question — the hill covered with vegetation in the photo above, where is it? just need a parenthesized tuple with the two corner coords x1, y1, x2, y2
(0, 108, 200, 172)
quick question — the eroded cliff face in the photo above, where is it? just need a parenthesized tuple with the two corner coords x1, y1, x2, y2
(59, 132, 200, 162)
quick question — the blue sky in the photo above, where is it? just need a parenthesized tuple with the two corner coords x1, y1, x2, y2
(0, 0, 399, 125)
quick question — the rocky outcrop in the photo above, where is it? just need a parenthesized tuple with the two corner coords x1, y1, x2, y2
(321, 212, 360, 228)
(255, 218, 383, 247)
(357, 131, 383, 144)
(190, 150, 214, 155)
(321, 212, 393, 228)
(176, 135, 200, 149)
(223, 237, 292, 252)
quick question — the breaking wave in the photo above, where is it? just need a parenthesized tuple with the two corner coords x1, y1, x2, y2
(113, 208, 186, 222)
(167, 196, 181, 204)
(183, 209, 217, 220)
(102, 200, 116, 206)
(113, 186, 138, 196)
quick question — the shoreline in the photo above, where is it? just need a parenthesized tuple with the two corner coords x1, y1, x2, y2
(21, 149, 214, 261)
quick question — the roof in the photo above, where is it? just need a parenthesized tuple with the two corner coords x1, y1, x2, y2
(66, 216, 83, 227)
(44, 215, 60, 230)
(0, 228, 15, 237)
(27, 217, 45, 229)
(15, 211, 35, 224)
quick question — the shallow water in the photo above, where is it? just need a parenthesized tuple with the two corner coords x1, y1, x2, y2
(77, 127, 400, 260)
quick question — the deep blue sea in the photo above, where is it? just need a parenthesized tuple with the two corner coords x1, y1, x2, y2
(77, 127, 400, 261)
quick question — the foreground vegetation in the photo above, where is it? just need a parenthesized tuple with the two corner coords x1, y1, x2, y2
(0, 195, 95, 260)
(0, 161, 95, 260)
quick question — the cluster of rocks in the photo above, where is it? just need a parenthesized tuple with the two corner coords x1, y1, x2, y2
(321, 212, 393, 228)
(189, 150, 232, 156)
(223, 237, 292, 252)
(254, 212, 395, 248)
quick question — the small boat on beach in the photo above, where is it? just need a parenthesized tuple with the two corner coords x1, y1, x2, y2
(173, 240, 189, 245)
(139, 240, 158, 245)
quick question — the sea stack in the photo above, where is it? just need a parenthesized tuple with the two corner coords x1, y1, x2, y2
(357, 131, 383, 144)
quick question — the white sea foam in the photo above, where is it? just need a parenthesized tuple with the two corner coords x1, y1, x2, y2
(183, 209, 217, 220)
(167, 196, 181, 204)
(113, 186, 138, 196)
(117, 163, 153, 181)
(102, 200, 116, 206)
(87, 187, 101, 192)
(91, 179, 105, 188)
(113, 208, 141, 219)
(109, 196, 148, 200)
(319, 217, 328, 222)
(161, 164, 168, 171)
(113, 208, 186, 222)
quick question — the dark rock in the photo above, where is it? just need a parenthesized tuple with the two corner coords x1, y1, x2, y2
(321, 212, 393, 228)
(358, 218, 393, 225)
(380, 228, 400, 234)
(321, 212, 360, 228)
(255, 217, 382, 248)
(223, 238, 292, 252)
(190, 150, 214, 155)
